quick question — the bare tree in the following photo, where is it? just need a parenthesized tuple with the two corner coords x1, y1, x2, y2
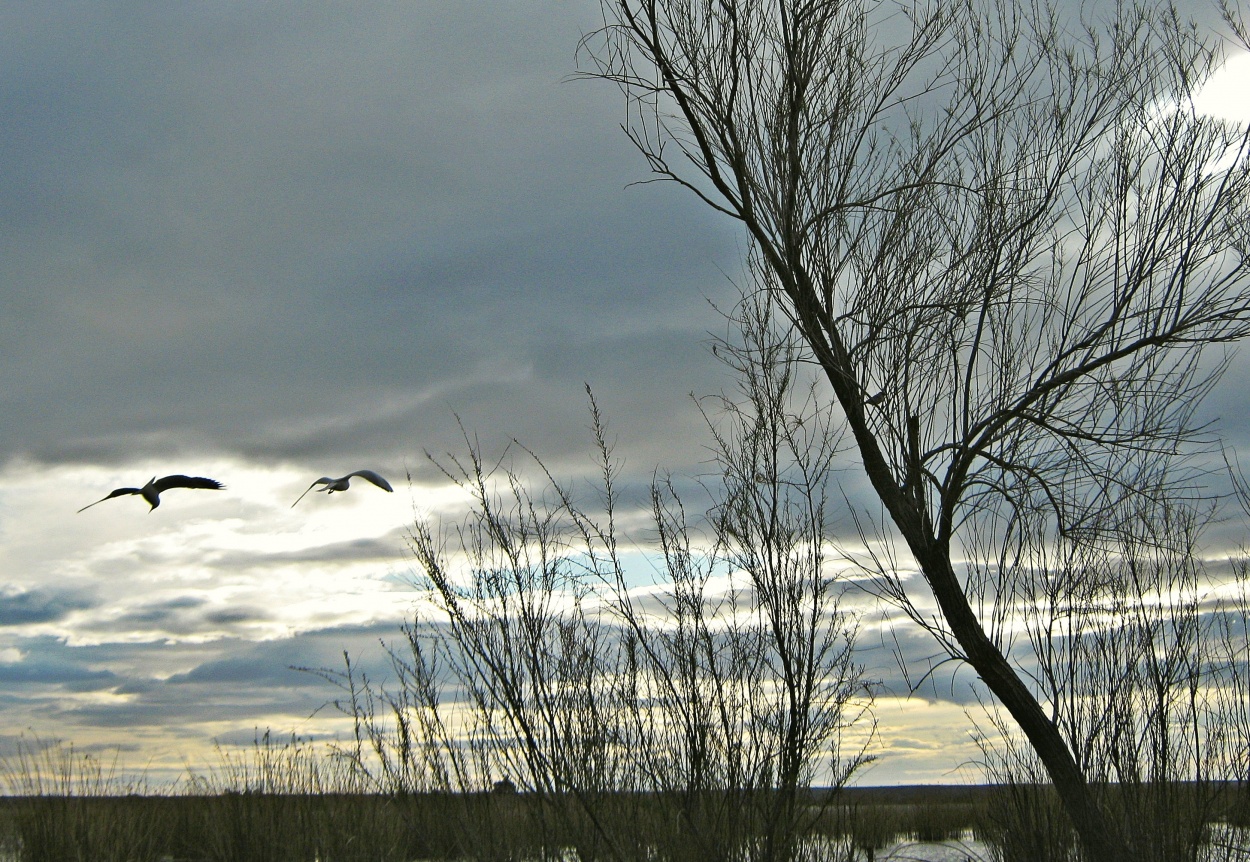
(580, 0, 1250, 858)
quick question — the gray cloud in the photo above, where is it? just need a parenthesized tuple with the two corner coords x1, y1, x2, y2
(210, 534, 406, 569)
(0, 587, 97, 626)
(0, 1, 737, 479)
(105, 595, 272, 639)
(14, 623, 400, 732)
(0, 658, 117, 690)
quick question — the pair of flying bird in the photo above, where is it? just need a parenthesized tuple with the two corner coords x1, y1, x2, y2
(76, 470, 393, 513)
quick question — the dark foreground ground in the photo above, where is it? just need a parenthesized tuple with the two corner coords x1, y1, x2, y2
(0, 783, 1244, 862)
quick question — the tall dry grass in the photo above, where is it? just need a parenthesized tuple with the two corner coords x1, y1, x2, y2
(0, 731, 1245, 862)
(0, 732, 524, 862)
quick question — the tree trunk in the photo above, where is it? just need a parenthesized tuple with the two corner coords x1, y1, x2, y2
(912, 544, 1126, 862)
(797, 308, 1129, 862)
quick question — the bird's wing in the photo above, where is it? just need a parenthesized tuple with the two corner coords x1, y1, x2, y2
(76, 487, 139, 513)
(348, 470, 393, 492)
(291, 478, 332, 508)
(152, 475, 225, 493)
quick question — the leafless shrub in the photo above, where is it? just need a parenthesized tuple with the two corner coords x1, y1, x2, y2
(337, 297, 874, 862)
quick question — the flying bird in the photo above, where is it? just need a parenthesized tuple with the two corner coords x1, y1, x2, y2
(291, 469, 394, 507)
(77, 475, 225, 513)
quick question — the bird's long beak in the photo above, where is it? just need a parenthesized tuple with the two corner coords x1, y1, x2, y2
(291, 484, 316, 508)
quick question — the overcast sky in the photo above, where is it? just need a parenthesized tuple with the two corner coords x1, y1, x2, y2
(1, 2, 1248, 789)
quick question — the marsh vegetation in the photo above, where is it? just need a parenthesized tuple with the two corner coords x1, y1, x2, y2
(0, 734, 1246, 862)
